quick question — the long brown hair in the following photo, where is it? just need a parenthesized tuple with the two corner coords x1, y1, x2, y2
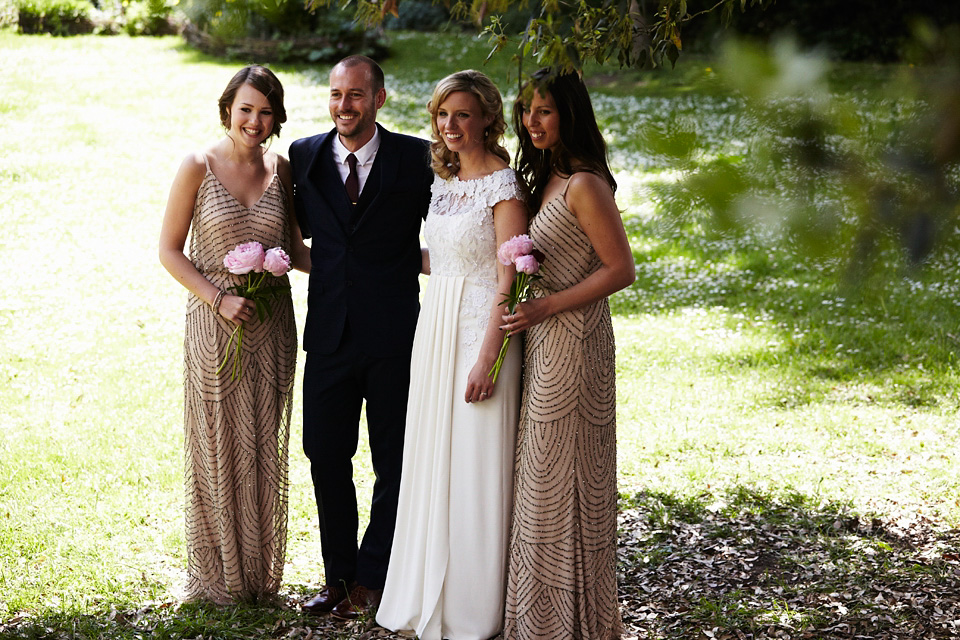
(513, 68, 616, 211)
(427, 70, 510, 179)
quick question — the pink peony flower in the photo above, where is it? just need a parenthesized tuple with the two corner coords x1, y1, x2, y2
(263, 247, 292, 277)
(497, 234, 535, 266)
(223, 241, 265, 274)
(514, 254, 540, 275)
(216, 241, 292, 380)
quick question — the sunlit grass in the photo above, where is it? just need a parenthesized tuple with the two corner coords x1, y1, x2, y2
(614, 311, 957, 523)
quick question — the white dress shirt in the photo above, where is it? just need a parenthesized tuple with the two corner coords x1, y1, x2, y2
(332, 128, 381, 198)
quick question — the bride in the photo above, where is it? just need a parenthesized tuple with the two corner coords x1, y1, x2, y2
(375, 69, 526, 640)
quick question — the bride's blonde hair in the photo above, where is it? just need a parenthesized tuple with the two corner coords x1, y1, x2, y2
(427, 70, 510, 180)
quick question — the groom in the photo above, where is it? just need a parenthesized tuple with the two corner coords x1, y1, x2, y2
(288, 55, 433, 620)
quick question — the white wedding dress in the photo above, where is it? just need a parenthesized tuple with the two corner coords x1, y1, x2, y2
(376, 168, 523, 640)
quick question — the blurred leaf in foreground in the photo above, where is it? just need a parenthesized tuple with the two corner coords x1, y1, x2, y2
(645, 26, 960, 284)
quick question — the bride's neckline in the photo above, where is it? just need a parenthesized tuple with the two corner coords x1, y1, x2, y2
(453, 167, 512, 183)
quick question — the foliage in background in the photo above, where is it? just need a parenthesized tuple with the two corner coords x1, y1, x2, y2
(4, 0, 176, 35)
(179, 0, 386, 62)
(12, 0, 93, 34)
(641, 25, 960, 285)
(308, 0, 773, 73)
(702, 0, 960, 61)
(381, 0, 449, 30)
(0, 0, 16, 27)
(96, 0, 178, 35)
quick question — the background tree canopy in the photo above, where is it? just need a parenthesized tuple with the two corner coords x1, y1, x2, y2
(306, 0, 960, 70)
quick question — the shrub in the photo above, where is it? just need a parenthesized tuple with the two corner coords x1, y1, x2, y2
(120, 0, 176, 35)
(88, 0, 177, 35)
(15, 0, 94, 34)
(180, 0, 386, 62)
(0, 0, 17, 29)
(383, 0, 451, 31)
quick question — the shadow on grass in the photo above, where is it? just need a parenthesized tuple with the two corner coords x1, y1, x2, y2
(4, 487, 956, 639)
(619, 486, 960, 639)
(0, 594, 378, 640)
(614, 212, 960, 409)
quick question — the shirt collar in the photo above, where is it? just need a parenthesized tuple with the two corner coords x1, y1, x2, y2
(333, 127, 381, 167)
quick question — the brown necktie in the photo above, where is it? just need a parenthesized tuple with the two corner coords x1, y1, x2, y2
(345, 153, 359, 204)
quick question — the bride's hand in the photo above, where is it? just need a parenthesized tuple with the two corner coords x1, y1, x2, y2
(501, 298, 550, 336)
(465, 361, 495, 404)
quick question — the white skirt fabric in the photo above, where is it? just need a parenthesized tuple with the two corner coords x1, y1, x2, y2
(377, 274, 521, 640)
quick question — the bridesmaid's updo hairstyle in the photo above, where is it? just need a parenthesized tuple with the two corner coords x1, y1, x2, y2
(427, 70, 510, 180)
(513, 68, 615, 211)
(218, 65, 287, 140)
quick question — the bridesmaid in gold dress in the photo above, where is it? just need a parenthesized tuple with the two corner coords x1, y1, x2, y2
(501, 69, 635, 639)
(159, 66, 310, 604)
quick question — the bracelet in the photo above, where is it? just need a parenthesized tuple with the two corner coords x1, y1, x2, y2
(210, 289, 226, 315)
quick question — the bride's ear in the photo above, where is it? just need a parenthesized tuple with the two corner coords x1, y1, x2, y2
(483, 115, 495, 138)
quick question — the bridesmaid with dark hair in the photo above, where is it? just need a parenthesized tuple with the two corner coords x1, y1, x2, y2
(501, 68, 635, 639)
(159, 65, 310, 604)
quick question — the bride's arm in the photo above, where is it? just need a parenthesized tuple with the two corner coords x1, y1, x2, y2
(420, 247, 430, 275)
(463, 197, 528, 404)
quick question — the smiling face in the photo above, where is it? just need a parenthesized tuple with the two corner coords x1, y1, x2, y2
(521, 89, 562, 152)
(328, 62, 386, 149)
(226, 83, 275, 147)
(434, 90, 491, 156)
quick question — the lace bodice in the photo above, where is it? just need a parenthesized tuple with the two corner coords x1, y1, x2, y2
(424, 168, 523, 290)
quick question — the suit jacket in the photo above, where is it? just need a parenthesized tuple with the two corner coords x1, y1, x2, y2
(289, 124, 433, 356)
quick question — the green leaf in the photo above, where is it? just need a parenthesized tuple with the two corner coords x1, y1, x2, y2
(666, 42, 680, 67)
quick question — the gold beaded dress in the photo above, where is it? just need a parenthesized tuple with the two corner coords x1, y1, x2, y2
(181, 155, 296, 604)
(504, 177, 622, 639)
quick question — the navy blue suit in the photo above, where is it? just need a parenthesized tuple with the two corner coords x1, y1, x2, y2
(289, 124, 432, 589)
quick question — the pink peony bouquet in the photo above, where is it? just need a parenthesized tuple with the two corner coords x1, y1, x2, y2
(489, 234, 545, 384)
(216, 241, 292, 380)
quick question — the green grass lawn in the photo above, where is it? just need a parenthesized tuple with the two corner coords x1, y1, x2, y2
(0, 29, 957, 639)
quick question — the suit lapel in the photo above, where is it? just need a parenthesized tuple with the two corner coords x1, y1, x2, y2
(306, 130, 352, 230)
(349, 125, 401, 234)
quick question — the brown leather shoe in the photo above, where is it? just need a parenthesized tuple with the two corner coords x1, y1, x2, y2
(302, 582, 352, 614)
(329, 583, 382, 621)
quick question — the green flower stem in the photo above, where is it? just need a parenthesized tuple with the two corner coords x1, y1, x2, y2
(233, 323, 244, 380)
(488, 334, 511, 384)
(488, 270, 533, 383)
(215, 323, 243, 377)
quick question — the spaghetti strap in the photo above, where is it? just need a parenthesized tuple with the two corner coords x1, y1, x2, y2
(560, 176, 573, 197)
(202, 152, 212, 172)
